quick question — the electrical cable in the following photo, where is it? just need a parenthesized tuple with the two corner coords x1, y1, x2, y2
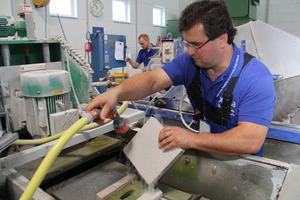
(178, 93, 199, 133)
(143, 93, 164, 125)
(52, 0, 67, 41)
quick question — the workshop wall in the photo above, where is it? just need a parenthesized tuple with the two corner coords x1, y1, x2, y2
(257, 0, 300, 37)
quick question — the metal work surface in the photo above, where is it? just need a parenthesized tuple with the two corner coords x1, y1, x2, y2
(278, 164, 300, 200)
(15, 135, 121, 182)
(273, 75, 300, 123)
(159, 150, 288, 200)
(48, 160, 129, 200)
(96, 173, 205, 200)
(264, 138, 300, 165)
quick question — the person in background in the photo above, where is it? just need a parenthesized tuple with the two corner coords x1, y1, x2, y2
(86, 0, 276, 157)
(124, 33, 158, 72)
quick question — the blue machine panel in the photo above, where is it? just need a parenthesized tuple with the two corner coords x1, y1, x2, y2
(91, 33, 126, 93)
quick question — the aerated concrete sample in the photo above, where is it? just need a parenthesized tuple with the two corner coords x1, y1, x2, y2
(123, 117, 184, 186)
(95, 173, 138, 200)
(137, 189, 163, 200)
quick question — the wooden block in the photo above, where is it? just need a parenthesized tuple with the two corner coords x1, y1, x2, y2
(96, 173, 137, 200)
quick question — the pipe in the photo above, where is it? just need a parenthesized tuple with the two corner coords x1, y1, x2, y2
(13, 101, 129, 145)
(42, 43, 50, 63)
(1, 44, 10, 66)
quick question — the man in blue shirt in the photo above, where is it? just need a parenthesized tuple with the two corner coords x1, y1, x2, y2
(124, 34, 158, 72)
(86, 1, 276, 156)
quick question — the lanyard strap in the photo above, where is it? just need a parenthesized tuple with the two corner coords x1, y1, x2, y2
(187, 52, 254, 125)
(203, 54, 240, 114)
(215, 54, 240, 99)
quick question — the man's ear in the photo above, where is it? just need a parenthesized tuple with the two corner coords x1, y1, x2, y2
(218, 33, 228, 48)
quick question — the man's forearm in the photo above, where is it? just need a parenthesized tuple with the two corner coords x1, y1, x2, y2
(193, 122, 268, 156)
(112, 69, 172, 101)
(128, 59, 139, 68)
(111, 72, 157, 101)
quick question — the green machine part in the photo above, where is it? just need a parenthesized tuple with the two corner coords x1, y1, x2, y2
(166, 0, 259, 37)
(20, 70, 71, 98)
(67, 58, 91, 105)
(0, 15, 16, 37)
(0, 39, 91, 106)
(14, 18, 27, 37)
(0, 40, 61, 66)
(223, 0, 260, 26)
(166, 19, 183, 38)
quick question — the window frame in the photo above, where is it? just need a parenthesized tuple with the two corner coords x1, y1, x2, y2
(153, 5, 165, 27)
(49, 0, 78, 18)
(113, 0, 131, 23)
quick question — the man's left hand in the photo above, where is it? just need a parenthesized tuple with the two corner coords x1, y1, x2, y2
(158, 126, 196, 151)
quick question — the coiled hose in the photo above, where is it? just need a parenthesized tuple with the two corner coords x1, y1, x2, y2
(19, 102, 128, 200)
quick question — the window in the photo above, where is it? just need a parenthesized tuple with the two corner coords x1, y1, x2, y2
(153, 6, 165, 27)
(113, 0, 130, 23)
(49, 0, 77, 18)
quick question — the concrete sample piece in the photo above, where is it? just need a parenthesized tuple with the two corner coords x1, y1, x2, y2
(137, 189, 163, 200)
(123, 117, 184, 186)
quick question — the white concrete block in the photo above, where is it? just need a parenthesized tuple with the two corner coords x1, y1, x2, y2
(123, 117, 184, 186)
(137, 189, 163, 200)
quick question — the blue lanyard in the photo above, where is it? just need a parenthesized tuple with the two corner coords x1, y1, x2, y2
(216, 54, 240, 98)
(202, 54, 240, 116)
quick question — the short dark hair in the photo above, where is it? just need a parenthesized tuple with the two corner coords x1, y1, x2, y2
(178, 0, 237, 44)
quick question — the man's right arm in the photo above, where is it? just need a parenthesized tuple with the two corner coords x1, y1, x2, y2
(85, 68, 173, 122)
(124, 57, 140, 68)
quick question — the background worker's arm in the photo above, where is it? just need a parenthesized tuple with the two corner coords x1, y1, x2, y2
(86, 68, 173, 122)
(124, 57, 140, 68)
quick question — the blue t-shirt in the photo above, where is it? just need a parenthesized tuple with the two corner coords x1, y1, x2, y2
(136, 44, 157, 67)
(162, 43, 276, 133)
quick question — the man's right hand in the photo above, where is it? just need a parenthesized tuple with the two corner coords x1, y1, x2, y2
(85, 92, 118, 125)
(124, 57, 131, 62)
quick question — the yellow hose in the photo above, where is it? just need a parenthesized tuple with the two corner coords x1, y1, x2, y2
(13, 101, 129, 145)
(19, 117, 89, 200)
(19, 101, 129, 199)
